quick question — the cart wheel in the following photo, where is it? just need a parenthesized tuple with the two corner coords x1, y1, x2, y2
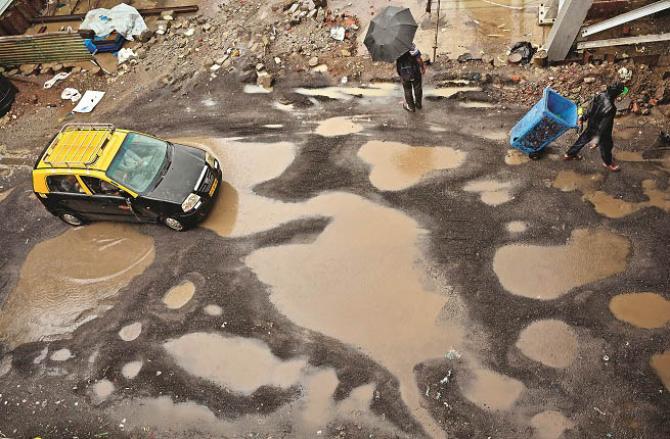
(529, 151, 542, 160)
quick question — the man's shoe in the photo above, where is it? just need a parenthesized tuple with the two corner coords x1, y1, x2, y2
(602, 162, 621, 172)
(403, 103, 415, 113)
(415, 103, 423, 110)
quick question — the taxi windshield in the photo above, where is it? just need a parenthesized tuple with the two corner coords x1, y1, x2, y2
(107, 133, 169, 193)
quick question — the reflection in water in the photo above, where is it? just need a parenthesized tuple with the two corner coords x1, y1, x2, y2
(358, 140, 467, 191)
(516, 320, 578, 368)
(0, 224, 154, 348)
(493, 229, 630, 300)
(531, 410, 575, 439)
(609, 293, 670, 329)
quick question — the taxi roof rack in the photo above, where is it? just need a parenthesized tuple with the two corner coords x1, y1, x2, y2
(43, 123, 116, 168)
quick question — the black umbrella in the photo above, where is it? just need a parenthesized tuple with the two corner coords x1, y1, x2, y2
(364, 6, 418, 63)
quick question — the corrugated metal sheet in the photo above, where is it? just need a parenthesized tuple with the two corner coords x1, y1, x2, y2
(0, 0, 14, 16)
(0, 32, 93, 65)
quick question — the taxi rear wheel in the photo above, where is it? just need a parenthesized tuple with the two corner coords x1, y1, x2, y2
(163, 217, 185, 232)
(60, 212, 86, 227)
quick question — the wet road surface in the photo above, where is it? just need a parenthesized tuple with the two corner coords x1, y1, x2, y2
(1, 78, 669, 438)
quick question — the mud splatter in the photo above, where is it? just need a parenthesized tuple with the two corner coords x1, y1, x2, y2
(651, 351, 670, 391)
(609, 293, 670, 329)
(357, 140, 467, 191)
(506, 221, 528, 234)
(122, 361, 143, 379)
(460, 367, 525, 411)
(164, 333, 307, 395)
(315, 116, 364, 137)
(0, 187, 14, 203)
(203, 304, 223, 316)
(50, 348, 73, 362)
(0, 224, 154, 348)
(119, 322, 142, 342)
(530, 410, 574, 439)
(493, 228, 630, 300)
(92, 379, 115, 403)
(464, 180, 515, 206)
(516, 320, 578, 368)
(162, 281, 196, 310)
(553, 171, 670, 219)
(295, 83, 399, 100)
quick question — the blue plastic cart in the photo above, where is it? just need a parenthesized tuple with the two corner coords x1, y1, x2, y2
(509, 87, 578, 158)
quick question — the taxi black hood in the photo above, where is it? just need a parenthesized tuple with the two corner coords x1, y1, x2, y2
(146, 144, 206, 203)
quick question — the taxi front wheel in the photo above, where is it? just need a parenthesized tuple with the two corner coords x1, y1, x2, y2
(163, 217, 185, 232)
(60, 212, 86, 227)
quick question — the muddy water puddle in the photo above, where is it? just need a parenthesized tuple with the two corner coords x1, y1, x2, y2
(504, 149, 531, 166)
(93, 379, 115, 403)
(609, 293, 670, 329)
(0, 224, 154, 348)
(119, 322, 142, 342)
(506, 221, 528, 234)
(110, 366, 399, 437)
(651, 351, 670, 391)
(164, 332, 307, 394)
(50, 348, 73, 362)
(162, 281, 196, 310)
(203, 304, 223, 316)
(516, 320, 578, 368)
(553, 171, 670, 219)
(460, 367, 525, 411)
(358, 140, 467, 191)
(493, 229, 630, 300)
(464, 179, 514, 206)
(315, 116, 365, 137)
(122, 360, 143, 379)
(531, 410, 574, 439)
(295, 83, 399, 100)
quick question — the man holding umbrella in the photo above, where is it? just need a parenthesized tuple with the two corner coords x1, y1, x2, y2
(397, 43, 426, 112)
(364, 6, 422, 112)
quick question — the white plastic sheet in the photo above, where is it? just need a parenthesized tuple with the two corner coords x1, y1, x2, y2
(43, 72, 71, 89)
(80, 3, 147, 40)
(73, 91, 105, 113)
(117, 48, 136, 64)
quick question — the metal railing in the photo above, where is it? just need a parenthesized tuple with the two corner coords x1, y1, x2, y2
(43, 123, 115, 168)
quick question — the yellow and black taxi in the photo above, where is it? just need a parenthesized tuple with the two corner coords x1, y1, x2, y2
(32, 124, 221, 231)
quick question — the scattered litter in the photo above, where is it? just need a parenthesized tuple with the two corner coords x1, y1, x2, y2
(43, 72, 70, 89)
(508, 41, 536, 64)
(72, 91, 105, 113)
(602, 355, 610, 362)
(330, 26, 345, 41)
(618, 67, 632, 82)
(117, 48, 137, 65)
(184, 27, 195, 37)
(445, 349, 462, 360)
(440, 370, 453, 385)
(593, 406, 606, 416)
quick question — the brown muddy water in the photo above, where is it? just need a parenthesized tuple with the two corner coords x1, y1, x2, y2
(162, 280, 196, 310)
(357, 140, 467, 191)
(294, 84, 482, 102)
(315, 116, 365, 137)
(203, 304, 223, 316)
(515, 320, 578, 369)
(553, 171, 670, 219)
(464, 179, 515, 206)
(504, 149, 531, 166)
(334, 0, 543, 59)
(651, 351, 670, 391)
(110, 367, 399, 437)
(493, 229, 630, 300)
(92, 379, 115, 403)
(609, 293, 670, 329)
(506, 221, 528, 234)
(163, 332, 308, 395)
(530, 410, 575, 439)
(459, 366, 525, 412)
(0, 224, 154, 348)
(118, 322, 142, 342)
(121, 360, 143, 379)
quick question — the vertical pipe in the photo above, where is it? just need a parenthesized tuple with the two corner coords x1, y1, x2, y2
(433, 0, 440, 61)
